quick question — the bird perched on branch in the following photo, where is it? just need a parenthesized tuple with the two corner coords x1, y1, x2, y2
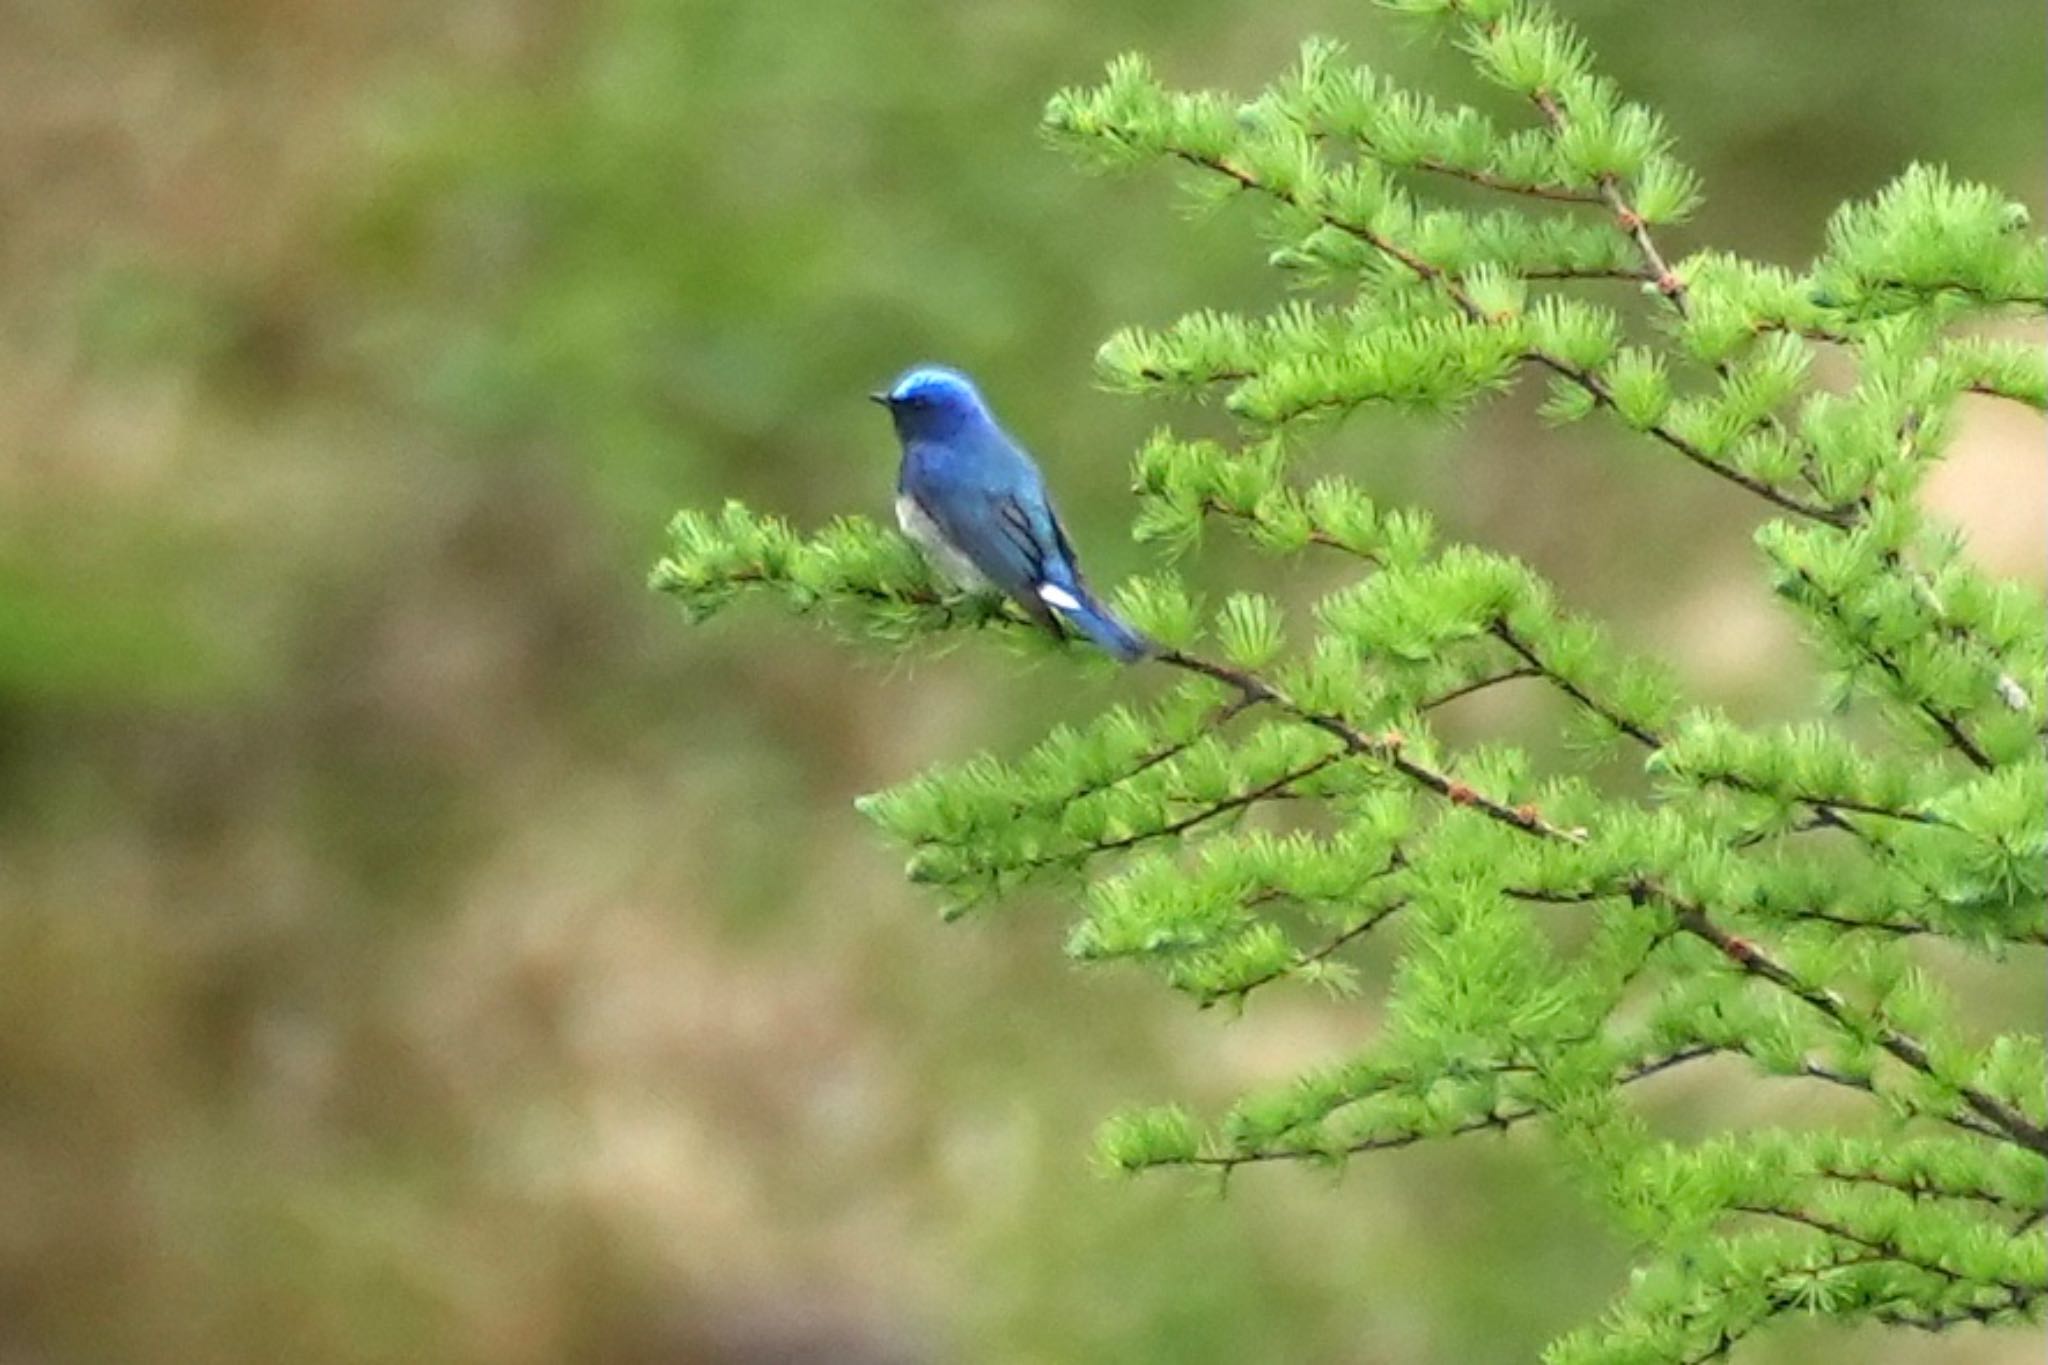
(872, 365, 1151, 662)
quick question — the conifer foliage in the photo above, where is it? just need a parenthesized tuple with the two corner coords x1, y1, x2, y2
(655, 2, 2045, 1357)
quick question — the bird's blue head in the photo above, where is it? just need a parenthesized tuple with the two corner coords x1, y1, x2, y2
(870, 365, 994, 440)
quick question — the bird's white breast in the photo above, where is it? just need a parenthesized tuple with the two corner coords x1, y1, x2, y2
(896, 494, 993, 591)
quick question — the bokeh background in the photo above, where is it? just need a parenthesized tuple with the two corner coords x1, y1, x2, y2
(2, 2, 2041, 1362)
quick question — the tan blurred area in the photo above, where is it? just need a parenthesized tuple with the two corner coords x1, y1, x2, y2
(0, 3, 2039, 1363)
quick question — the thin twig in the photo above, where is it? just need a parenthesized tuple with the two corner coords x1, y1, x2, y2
(1788, 568, 1995, 771)
(1177, 1043, 1718, 1171)
(1169, 147, 1853, 525)
(1151, 643, 2048, 1157)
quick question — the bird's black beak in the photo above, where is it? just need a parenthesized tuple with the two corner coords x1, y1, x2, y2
(867, 391, 891, 407)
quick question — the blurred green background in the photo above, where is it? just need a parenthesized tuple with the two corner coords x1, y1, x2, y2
(1, 2, 2040, 1362)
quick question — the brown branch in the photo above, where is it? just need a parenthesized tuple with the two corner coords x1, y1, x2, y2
(1790, 568, 1995, 771)
(1199, 896, 1410, 1008)
(995, 747, 1351, 874)
(915, 666, 1527, 875)
(1177, 1043, 1718, 1171)
(1529, 91, 1688, 311)
(1786, 1060, 2005, 1144)
(1812, 1162, 2039, 1219)
(1730, 788, 1950, 829)
(1148, 644, 2048, 1157)
(1484, 616, 1968, 869)
(1876, 1289, 2045, 1333)
(1419, 665, 1542, 709)
(1303, 120, 1609, 206)
(1676, 1251, 2038, 1365)
(1732, 1200, 2039, 1299)
(1774, 905, 2047, 949)
(1518, 265, 1654, 281)
(1488, 617, 1665, 747)
(1679, 908, 2048, 1154)
(1158, 646, 1578, 840)
(1398, 153, 1608, 205)
(1169, 147, 1853, 525)
(1193, 495, 1382, 560)
(1862, 278, 2048, 311)
(1521, 88, 1859, 519)
(1785, 1062, 2010, 1143)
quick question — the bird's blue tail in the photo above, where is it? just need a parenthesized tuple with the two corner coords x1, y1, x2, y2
(1052, 585, 1152, 663)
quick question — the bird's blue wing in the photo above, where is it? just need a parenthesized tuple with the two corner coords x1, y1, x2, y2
(899, 429, 1151, 660)
(992, 493, 1061, 581)
(1002, 494, 1150, 660)
(908, 478, 1054, 612)
(904, 439, 1046, 586)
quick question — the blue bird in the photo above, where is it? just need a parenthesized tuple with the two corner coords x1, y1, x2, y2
(872, 365, 1151, 663)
